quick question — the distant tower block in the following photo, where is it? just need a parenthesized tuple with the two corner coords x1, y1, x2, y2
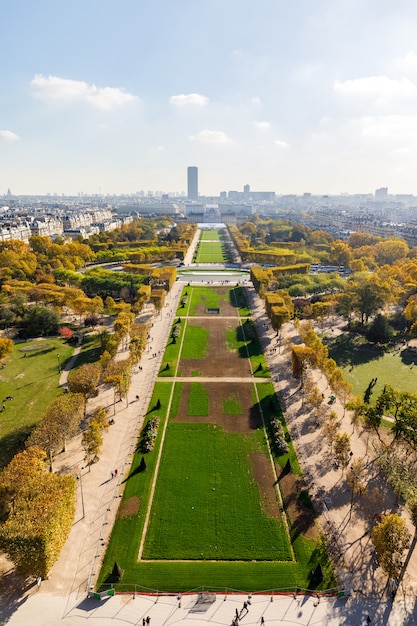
(187, 166, 198, 199)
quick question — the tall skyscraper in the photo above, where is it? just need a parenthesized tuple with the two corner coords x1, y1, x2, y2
(187, 166, 198, 199)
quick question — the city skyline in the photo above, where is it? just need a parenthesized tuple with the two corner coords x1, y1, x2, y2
(4, 2, 417, 197)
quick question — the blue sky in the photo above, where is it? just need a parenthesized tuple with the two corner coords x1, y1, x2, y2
(3, 0, 417, 196)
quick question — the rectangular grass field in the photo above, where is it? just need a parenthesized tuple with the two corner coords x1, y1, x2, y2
(141, 422, 292, 561)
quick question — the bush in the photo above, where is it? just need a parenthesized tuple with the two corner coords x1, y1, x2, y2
(141, 417, 160, 452)
(270, 416, 289, 455)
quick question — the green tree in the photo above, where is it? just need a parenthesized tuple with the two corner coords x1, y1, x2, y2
(19, 305, 60, 337)
(366, 313, 391, 344)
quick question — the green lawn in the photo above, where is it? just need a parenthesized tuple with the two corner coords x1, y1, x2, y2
(142, 422, 292, 561)
(328, 335, 417, 399)
(98, 282, 333, 592)
(98, 380, 327, 591)
(178, 286, 248, 317)
(200, 229, 221, 241)
(181, 325, 209, 359)
(194, 241, 230, 263)
(158, 321, 185, 376)
(222, 394, 242, 414)
(188, 382, 209, 415)
(0, 337, 75, 467)
(255, 382, 301, 474)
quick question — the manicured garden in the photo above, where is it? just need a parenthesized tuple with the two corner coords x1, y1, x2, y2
(200, 229, 221, 241)
(194, 230, 231, 263)
(176, 285, 250, 317)
(98, 285, 333, 593)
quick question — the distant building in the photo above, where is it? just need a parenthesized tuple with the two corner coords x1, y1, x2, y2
(375, 187, 388, 199)
(187, 166, 198, 200)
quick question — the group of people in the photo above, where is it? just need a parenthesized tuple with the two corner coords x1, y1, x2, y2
(232, 601, 260, 626)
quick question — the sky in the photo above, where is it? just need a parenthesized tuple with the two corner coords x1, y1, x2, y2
(4, 1, 417, 197)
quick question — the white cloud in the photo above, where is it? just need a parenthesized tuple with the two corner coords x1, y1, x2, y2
(360, 114, 417, 142)
(170, 93, 208, 107)
(252, 121, 270, 130)
(0, 130, 19, 141)
(251, 96, 262, 105)
(394, 51, 417, 75)
(334, 75, 417, 100)
(189, 129, 232, 144)
(156, 145, 165, 152)
(274, 139, 289, 149)
(31, 74, 137, 110)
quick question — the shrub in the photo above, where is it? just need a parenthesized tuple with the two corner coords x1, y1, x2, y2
(270, 417, 289, 455)
(141, 417, 160, 452)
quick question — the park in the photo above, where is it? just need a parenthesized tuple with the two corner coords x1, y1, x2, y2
(97, 284, 331, 592)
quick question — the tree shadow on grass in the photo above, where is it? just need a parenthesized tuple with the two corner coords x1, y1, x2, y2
(229, 286, 247, 309)
(327, 333, 386, 367)
(400, 346, 417, 366)
(0, 426, 32, 469)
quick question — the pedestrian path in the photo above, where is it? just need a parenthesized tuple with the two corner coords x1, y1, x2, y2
(5, 588, 401, 626)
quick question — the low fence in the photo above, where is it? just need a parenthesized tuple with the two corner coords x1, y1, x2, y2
(95, 584, 344, 598)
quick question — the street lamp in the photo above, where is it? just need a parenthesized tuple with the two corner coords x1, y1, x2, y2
(123, 372, 128, 407)
(78, 468, 85, 519)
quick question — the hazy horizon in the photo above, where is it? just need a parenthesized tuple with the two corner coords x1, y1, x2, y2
(3, 1, 417, 197)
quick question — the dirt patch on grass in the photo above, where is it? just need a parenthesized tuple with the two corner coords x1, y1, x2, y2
(174, 382, 262, 433)
(280, 473, 319, 540)
(250, 452, 281, 519)
(179, 318, 252, 377)
(117, 496, 140, 519)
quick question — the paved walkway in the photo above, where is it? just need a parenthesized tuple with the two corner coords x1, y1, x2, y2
(2, 588, 404, 626)
(3, 233, 417, 624)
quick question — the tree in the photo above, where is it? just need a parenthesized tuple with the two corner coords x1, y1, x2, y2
(0, 446, 47, 515)
(19, 305, 60, 337)
(27, 393, 84, 468)
(82, 421, 103, 467)
(91, 406, 109, 431)
(103, 358, 132, 408)
(322, 410, 340, 453)
(334, 432, 351, 469)
(0, 337, 13, 360)
(59, 326, 73, 340)
(366, 313, 392, 344)
(0, 447, 76, 578)
(408, 499, 417, 531)
(26, 414, 63, 471)
(372, 514, 411, 579)
(291, 345, 316, 386)
(306, 385, 323, 415)
(345, 396, 366, 430)
(68, 363, 101, 400)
